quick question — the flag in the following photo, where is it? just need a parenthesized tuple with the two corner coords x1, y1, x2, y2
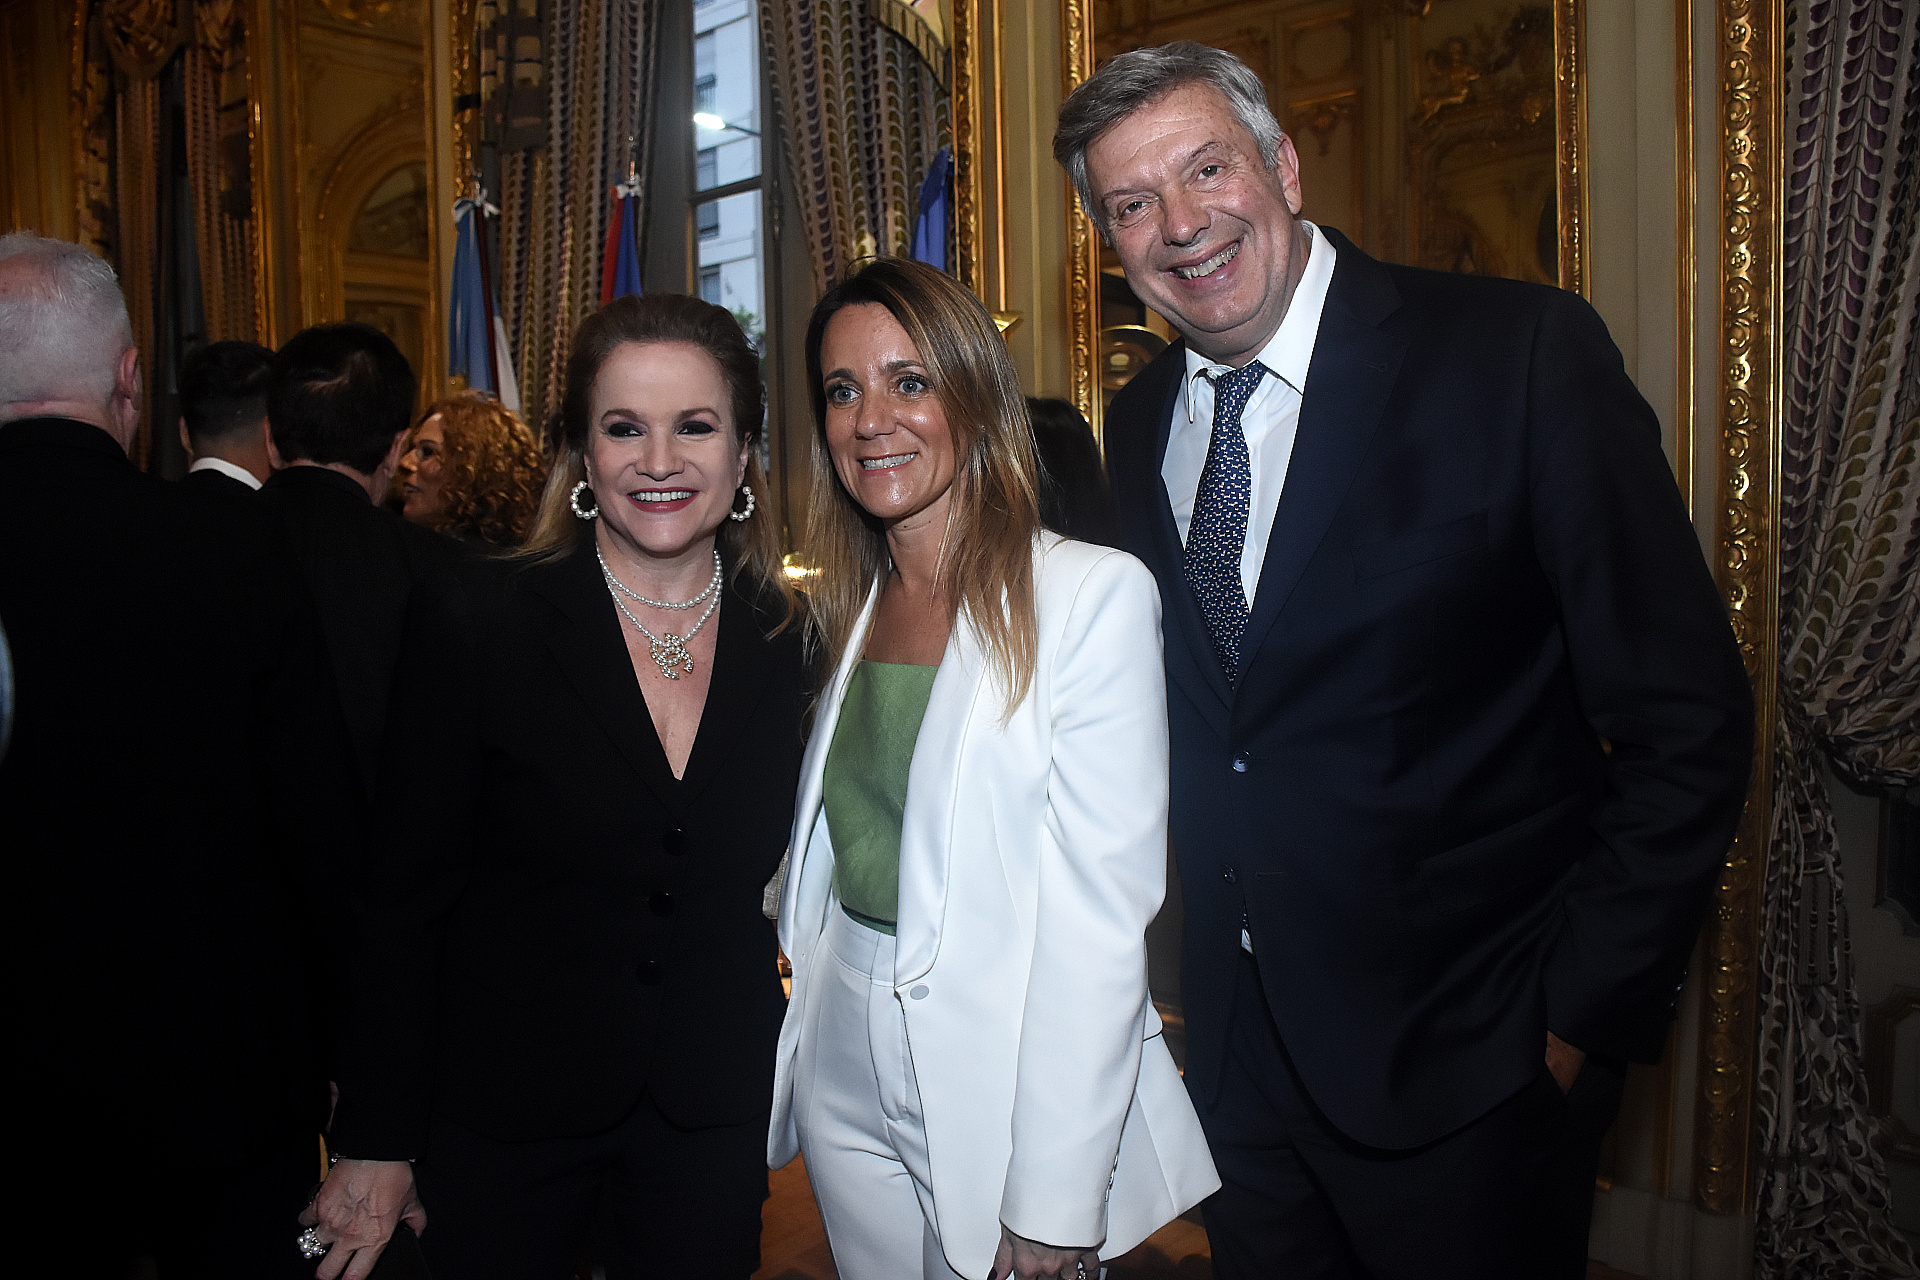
(448, 194, 519, 411)
(449, 198, 494, 395)
(911, 147, 952, 272)
(601, 180, 643, 305)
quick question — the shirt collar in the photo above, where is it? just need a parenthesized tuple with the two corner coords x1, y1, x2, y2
(188, 455, 264, 489)
(1183, 220, 1336, 422)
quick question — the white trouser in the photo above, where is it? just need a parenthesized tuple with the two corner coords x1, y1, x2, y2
(792, 903, 967, 1280)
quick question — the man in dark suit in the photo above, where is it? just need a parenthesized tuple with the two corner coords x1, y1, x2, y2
(179, 339, 276, 495)
(1, 235, 350, 1277)
(260, 323, 469, 797)
(1055, 45, 1754, 1278)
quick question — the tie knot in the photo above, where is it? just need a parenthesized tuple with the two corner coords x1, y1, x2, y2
(1211, 361, 1269, 414)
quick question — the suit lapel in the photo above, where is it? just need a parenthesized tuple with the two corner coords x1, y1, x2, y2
(780, 579, 880, 955)
(1114, 348, 1234, 738)
(676, 577, 776, 805)
(1238, 231, 1407, 682)
(528, 546, 683, 814)
(892, 591, 991, 985)
(778, 563, 995, 986)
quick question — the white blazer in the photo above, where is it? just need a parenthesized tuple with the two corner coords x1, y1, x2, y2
(770, 533, 1219, 1279)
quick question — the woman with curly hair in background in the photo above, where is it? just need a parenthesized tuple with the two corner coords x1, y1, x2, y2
(395, 390, 547, 548)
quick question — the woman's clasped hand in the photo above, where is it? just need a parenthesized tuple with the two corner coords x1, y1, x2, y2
(989, 1225, 1104, 1280)
(297, 1159, 424, 1280)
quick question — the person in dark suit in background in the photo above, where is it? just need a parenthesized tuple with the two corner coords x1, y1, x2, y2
(259, 323, 470, 799)
(1054, 44, 1754, 1279)
(1025, 395, 1119, 547)
(302, 294, 808, 1280)
(1, 235, 351, 1278)
(179, 339, 276, 494)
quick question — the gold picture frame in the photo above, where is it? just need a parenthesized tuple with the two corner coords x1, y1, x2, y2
(1695, 0, 1783, 1217)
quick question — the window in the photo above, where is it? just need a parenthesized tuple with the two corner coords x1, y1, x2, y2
(689, 0, 765, 354)
(644, 0, 794, 516)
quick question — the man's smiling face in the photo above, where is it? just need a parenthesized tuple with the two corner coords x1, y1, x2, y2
(1086, 82, 1311, 369)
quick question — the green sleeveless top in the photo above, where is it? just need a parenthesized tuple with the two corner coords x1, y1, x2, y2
(822, 660, 939, 935)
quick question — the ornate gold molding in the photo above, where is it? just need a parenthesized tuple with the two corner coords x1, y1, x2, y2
(311, 102, 429, 320)
(1694, 0, 1782, 1216)
(1551, 0, 1588, 297)
(71, 2, 112, 258)
(1062, 0, 1100, 443)
(951, 0, 983, 299)
(449, 0, 476, 189)
(1674, 0, 1697, 516)
(249, 0, 301, 346)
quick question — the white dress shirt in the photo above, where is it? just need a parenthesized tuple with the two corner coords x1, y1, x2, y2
(1162, 220, 1337, 607)
(187, 456, 264, 490)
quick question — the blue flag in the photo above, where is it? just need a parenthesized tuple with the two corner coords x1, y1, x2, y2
(911, 148, 952, 272)
(449, 199, 494, 394)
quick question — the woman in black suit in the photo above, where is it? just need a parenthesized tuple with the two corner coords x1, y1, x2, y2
(302, 294, 806, 1280)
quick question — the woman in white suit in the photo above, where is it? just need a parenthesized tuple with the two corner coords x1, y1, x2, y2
(771, 258, 1217, 1280)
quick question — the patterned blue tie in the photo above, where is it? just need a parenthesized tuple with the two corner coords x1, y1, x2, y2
(1184, 361, 1269, 683)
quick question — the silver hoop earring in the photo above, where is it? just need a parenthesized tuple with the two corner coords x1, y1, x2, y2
(570, 479, 599, 520)
(729, 484, 756, 522)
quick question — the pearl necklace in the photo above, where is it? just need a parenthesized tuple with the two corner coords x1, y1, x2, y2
(603, 547, 723, 611)
(597, 547, 723, 679)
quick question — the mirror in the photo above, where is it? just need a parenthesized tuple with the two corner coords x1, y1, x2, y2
(1058, 0, 1587, 437)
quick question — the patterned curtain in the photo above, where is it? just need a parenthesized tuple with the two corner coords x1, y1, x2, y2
(87, 0, 190, 467)
(73, 0, 256, 466)
(492, 0, 659, 435)
(184, 0, 256, 345)
(766, 0, 950, 295)
(1754, 0, 1920, 1275)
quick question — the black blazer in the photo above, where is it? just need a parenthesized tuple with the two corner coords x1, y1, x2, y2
(0, 419, 353, 1166)
(1104, 230, 1754, 1150)
(328, 539, 809, 1158)
(258, 465, 471, 800)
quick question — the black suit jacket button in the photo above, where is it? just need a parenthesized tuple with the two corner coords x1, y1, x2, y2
(637, 959, 663, 985)
(661, 825, 687, 853)
(1223, 867, 1238, 885)
(1231, 756, 1249, 773)
(649, 891, 675, 917)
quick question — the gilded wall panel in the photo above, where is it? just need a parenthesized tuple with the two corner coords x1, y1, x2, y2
(1286, 9, 1353, 84)
(271, 0, 436, 408)
(0, 0, 76, 240)
(1287, 89, 1362, 239)
(301, 0, 424, 42)
(1084, 0, 1567, 423)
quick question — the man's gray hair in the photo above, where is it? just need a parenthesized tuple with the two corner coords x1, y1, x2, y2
(0, 232, 134, 417)
(1054, 41, 1286, 238)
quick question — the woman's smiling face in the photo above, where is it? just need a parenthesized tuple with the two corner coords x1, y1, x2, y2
(818, 303, 959, 535)
(583, 340, 748, 563)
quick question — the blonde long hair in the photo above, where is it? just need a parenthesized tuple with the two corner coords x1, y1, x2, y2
(522, 294, 793, 627)
(802, 258, 1041, 709)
